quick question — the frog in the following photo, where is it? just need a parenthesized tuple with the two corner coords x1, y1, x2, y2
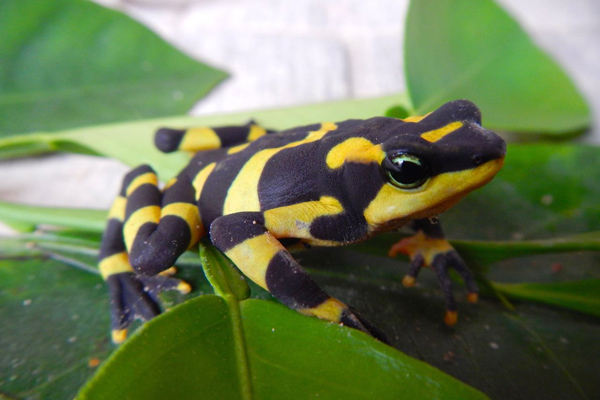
(98, 99, 506, 344)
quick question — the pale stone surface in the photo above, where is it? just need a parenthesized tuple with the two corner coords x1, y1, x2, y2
(1, 0, 598, 235)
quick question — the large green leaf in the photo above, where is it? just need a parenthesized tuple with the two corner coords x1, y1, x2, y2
(0, 0, 227, 136)
(76, 244, 489, 400)
(404, 0, 590, 134)
(0, 94, 408, 177)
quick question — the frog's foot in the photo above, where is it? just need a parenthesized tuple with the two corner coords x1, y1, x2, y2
(106, 270, 191, 343)
(342, 306, 390, 343)
(389, 232, 478, 325)
(298, 297, 389, 343)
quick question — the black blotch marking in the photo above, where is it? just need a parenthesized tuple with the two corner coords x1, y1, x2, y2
(155, 128, 185, 153)
(209, 212, 266, 252)
(265, 251, 329, 309)
(129, 216, 192, 275)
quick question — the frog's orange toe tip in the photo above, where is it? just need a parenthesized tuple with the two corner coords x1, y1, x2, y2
(160, 266, 177, 276)
(177, 281, 192, 294)
(467, 292, 479, 303)
(402, 275, 416, 287)
(112, 329, 128, 344)
(444, 310, 458, 326)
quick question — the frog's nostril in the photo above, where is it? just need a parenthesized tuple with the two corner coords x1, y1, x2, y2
(472, 154, 484, 166)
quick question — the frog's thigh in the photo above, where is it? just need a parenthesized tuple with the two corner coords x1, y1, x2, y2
(210, 212, 345, 322)
(123, 166, 202, 275)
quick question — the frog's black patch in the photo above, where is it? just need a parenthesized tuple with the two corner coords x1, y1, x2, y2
(162, 174, 196, 206)
(213, 125, 252, 147)
(129, 217, 191, 275)
(120, 164, 155, 196)
(209, 212, 267, 252)
(125, 184, 161, 219)
(99, 218, 125, 259)
(265, 251, 329, 309)
(199, 128, 314, 227)
(155, 128, 185, 153)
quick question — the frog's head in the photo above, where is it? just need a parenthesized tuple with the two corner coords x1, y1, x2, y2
(363, 99, 506, 229)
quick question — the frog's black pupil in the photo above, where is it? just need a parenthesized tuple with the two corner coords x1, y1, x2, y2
(383, 153, 430, 189)
(390, 159, 425, 184)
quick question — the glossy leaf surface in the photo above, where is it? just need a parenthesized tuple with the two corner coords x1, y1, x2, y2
(404, 0, 590, 133)
(0, 0, 226, 136)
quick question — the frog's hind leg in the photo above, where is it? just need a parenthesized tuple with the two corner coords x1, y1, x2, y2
(210, 212, 388, 343)
(389, 217, 478, 326)
(98, 165, 195, 343)
(154, 121, 272, 153)
(123, 165, 202, 275)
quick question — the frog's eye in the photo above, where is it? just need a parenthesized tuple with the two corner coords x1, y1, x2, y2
(382, 153, 430, 189)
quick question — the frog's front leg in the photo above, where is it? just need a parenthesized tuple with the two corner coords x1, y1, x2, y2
(98, 165, 200, 342)
(389, 217, 478, 326)
(210, 211, 388, 342)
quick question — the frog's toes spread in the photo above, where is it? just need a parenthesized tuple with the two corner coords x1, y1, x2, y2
(390, 218, 478, 325)
(105, 271, 190, 343)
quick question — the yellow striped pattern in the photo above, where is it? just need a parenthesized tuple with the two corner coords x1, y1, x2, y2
(225, 234, 284, 289)
(179, 127, 221, 151)
(124, 205, 161, 250)
(99, 252, 134, 279)
(325, 137, 385, 169)
(162, 202, 203, 246)
(420, 122, 463, 143)
(126, 172, 158, 196)
(224, 123, 337, 215)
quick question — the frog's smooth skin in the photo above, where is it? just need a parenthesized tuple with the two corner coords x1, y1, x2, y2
(98, 99, 506, 343)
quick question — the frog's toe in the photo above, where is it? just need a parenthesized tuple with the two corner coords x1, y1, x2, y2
(341, 307, 389, 344)
(430, 250, 478, 325)
(107, 271, 191, 344)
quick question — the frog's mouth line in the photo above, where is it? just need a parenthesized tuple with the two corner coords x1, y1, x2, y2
(410, 157, 506, 220)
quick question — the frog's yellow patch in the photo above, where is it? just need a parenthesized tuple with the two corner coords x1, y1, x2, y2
(192, 162, 216, 201)
(163, 177, 178, 190)
(224, 123, 337, 215)
(225, 234, 284, 289)
(107, 196, 126, 221)
(389, 231, 453, 265)
(126, 172, 158, 196)
(162, 202, 203, 245)
(179, 127, 221, 151)
(299, 297, 346, 322)
(420, 121, 463, 143)
(99, 252, 133, 279)
(124, 205, 161, 250)
(227, 143, 250, 154)
(248, 125, 267, 141)
(264, 196, 344, 239)
(402, 113, 428, 123)
(364, 158, 503, 228)
(326, 138, 385, 169)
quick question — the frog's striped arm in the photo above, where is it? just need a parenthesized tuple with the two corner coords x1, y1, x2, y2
(210, 211, 388, 342)
(154, 122, 271, 153)
(98, 165, 195, 343)
(389, 217, 478, 326)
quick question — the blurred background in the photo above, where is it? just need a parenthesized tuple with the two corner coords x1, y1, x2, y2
(0, 0, 599, 227)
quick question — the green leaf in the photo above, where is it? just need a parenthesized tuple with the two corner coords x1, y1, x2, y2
(200, 241, 251, 302)
(493, 280, 600, 317)
(0, 201, 106, 233)
(0, 259, 112, 399)
(0, 0, 227, 136)
(0, 94, 409, 177)
(404, 0, 590, 134)
(76, 295, 489, 400)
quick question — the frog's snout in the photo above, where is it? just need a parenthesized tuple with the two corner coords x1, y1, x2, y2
(469, 130, 506, 168)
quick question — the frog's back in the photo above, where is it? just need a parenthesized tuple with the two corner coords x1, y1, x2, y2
(190, 118, 384, 226)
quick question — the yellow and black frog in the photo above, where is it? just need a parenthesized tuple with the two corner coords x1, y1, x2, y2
(98, 99, 506, 343)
